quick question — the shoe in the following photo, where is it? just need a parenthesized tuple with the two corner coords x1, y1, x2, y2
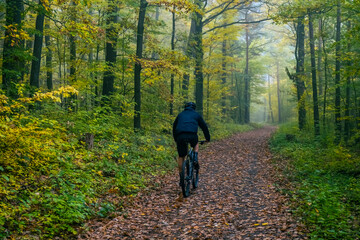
(194, 160, 199, 170)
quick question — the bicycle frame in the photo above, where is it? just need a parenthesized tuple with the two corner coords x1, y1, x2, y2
(180, 141, 204, 197)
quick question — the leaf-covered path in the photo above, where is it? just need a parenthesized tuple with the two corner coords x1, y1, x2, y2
(79, 126, 307, 239)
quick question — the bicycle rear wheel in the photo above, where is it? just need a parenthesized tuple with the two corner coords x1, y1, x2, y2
(181, 158, 191, 198)
(192, 166, 199, 189)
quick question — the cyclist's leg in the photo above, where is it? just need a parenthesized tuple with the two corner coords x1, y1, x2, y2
(194, 143, 199, 152)
(176, 134, 188, 185)
(177, 156, 185, 173)
(190, 135, 199, 167)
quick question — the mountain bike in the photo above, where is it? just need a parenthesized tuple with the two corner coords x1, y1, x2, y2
(180, 141, 206, 198)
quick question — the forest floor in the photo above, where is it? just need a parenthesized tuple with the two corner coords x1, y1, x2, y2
(78, 126, 307, 239)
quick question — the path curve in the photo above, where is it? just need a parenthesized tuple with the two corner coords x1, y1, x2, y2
(79, 126, 307, 239)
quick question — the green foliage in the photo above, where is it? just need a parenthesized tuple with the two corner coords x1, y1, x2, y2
(0, 88, 178, 238)
(270, 123, 360, 239)
(0, 84, 258, 238)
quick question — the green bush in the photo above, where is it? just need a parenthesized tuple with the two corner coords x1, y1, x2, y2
(1, 89, 257, 238)
(270, 123, 360, 239)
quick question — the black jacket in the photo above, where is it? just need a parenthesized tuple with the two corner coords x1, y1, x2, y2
(172, 107, 210, 142)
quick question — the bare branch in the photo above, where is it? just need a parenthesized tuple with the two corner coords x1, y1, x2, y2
(203, 18, 270, 34)
(205, 0, 233, 14)
(203, 0, 249, 26)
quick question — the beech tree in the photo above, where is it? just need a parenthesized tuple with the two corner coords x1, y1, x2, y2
(2, 0, 25, 97)
(102, 0, 119, 97)
(334, 0, 341, 143)
(308, 11, 320, 135)
(134, 0, 148, 130)
(29, 0, 46, 89)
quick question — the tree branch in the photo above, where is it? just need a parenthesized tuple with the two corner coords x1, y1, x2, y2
(203, 0, 249, 26)
(205, 0, 233, 14)
(203, 18, 270, 35)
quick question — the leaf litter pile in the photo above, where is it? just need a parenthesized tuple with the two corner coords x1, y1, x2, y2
(79, 126, 307, 239)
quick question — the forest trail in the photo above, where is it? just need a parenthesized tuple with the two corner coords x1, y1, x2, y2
(79, 126, 307, 239)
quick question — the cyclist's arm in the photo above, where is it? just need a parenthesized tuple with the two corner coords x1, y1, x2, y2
(198, 116, 210, 142)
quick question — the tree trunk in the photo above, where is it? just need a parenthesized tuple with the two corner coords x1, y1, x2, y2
(69, 0, 77, 81)
(276, 61, 281, 123)
(194, 0, 204, 116)
(244, 23, 250, 124)
(235, 72, 243, 124)
(318, 18, 323, 96)
(182, 17, 196, 100)
(268, 75, 274, 123)
(30, 0, 46, 89)
(102, 0, 118, 97)
(221, 39, 227, 115)
(296, 16, 306, 130)
(2, 0, 24, 97)
(322, 37, 329, 129)
(345, 21, 351, 143)
(335, 0, 342, 143)
(182, 74, 189, 100)
(309, 12, 320, 136)
(45, 21, 53, 90)
(134, 0, 148, 130)
(206, 46, 212, 120)
(170, 7, 175, 116)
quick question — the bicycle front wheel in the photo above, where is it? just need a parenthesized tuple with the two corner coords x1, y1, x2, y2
(181, 158, 191, 198)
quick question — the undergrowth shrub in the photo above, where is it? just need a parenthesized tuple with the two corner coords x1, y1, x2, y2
(270, 123, 360, 239)
(0, 86, 258, 238)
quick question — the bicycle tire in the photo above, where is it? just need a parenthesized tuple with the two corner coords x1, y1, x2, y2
(181, 157, 191, 198)
(192, 166, 199, 189)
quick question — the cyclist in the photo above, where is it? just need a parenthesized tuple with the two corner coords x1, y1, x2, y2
(172, 102, 210, 182)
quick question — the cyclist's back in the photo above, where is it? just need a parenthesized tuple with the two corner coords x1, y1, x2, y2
(172, 102, 210, 179)
(173, 103, 210, 143)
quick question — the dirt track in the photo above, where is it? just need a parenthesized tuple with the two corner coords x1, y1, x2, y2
(79, 126, 307, 239)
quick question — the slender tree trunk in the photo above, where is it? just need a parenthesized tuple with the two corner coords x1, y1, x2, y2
(322, 38, 329, 129)
(309, 12, 320, 136)
(264, 97, 267, 122)
(296, 16, 306, 130)
(268, 75, 274, 123)
(182, 74, 189, 100)
(206, 46, 212, 120)
(182, 18, 196, 100)
(194, 0, 204, 116)
(335, 0, 342, 143)
(2, 0, 24, 97)
(276, 60, 281, 123)
(235, 72, 243, 124)
(69, 0, 77, 81)
(181, 18, 195, 100)
(45, 22, 53, 90)
(221, 39, 227, 115)
(102, 0, 118, 97)
(318, 18, 323, 96)
(30, 0, 46, 89)
(134, 0, 148, 130)
(170, 7, 175, 115)
(345, 21, 351, 143)
(244, 23, 250, 123)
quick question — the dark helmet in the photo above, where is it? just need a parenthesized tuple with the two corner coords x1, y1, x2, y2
(185, 102, 196, 110)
